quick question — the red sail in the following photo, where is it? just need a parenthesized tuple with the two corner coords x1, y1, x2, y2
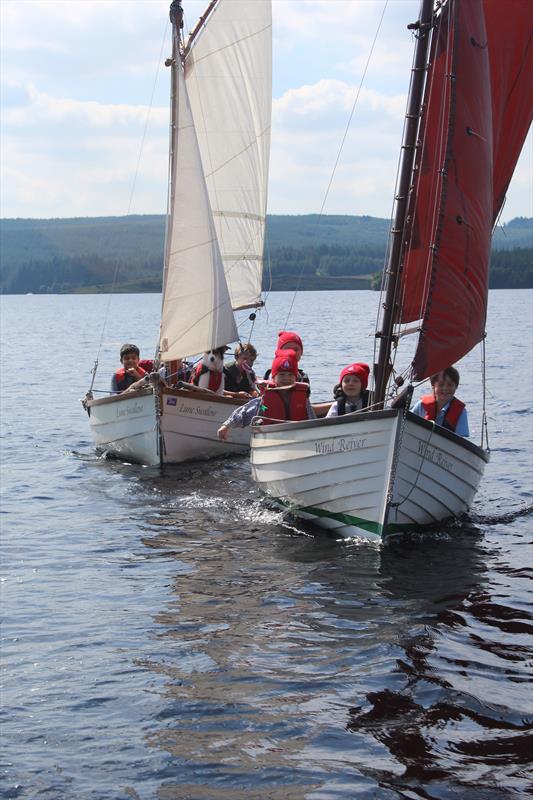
(399, 0, 532, 381)
(485, 0, 533, 222)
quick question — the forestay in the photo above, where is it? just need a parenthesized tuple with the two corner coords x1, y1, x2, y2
(184, 0, 272, 310)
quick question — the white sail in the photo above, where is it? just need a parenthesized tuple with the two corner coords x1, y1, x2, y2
(185, 0, 272, 310)
(85, 1, 263, 468)
(160, 56, 238, 362)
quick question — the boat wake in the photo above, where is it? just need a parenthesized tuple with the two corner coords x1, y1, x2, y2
(468, 503, 533, 526)
(177, 491, 308, 534)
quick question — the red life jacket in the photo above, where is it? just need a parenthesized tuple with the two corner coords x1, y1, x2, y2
(114, 366, 146, 392)
(139, 359, 154, 373)
(420, 394, 465, 432)
(258, 380, 276, 395)
(259, 383, 310, 424)
(193, 363, 223, 393)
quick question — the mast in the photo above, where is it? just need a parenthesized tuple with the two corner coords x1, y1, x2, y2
(373, 0, 434, 407)
(160, 1, 183, 314)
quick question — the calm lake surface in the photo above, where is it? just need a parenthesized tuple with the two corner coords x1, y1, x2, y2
(1, 290, 532, 800)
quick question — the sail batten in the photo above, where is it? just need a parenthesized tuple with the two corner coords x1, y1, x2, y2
(396, 0, 532, 382)
(213, 211, 265, 223)
(184, 0, 272, 311)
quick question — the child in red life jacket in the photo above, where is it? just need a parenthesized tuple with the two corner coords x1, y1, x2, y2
(217, 351, 315, 441)
(326, 362, 370, 416)
(261, 330, 310, 387)
(411, 366, 469, 437)
(111, 343, 147, 393)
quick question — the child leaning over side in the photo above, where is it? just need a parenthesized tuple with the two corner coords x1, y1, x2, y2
(111, 343, 147, 393)
(411, 366, 469, 437)
(326, 363, 370, 417)
(217, 351, 315, 441)
(224, 342, 258, 396)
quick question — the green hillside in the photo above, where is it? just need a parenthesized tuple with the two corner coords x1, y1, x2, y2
(0, 214, 531, 293)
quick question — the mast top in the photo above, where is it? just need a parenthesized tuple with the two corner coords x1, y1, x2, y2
(169, 0, 184, 29)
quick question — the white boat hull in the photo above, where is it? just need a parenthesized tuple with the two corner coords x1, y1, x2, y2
(85, 386, 250, 466)
(250, 410, 488, 541)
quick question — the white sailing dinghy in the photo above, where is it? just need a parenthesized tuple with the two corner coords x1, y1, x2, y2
(84, 0, 271, 466)
(250, 0, 532, 540)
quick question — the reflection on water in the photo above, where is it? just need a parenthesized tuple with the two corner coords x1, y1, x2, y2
(131, 467, 532, 798)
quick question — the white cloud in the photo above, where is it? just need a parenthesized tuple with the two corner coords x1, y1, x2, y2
(0, 0, 530, 221)
(274, 79, 405, 124)
(275, 0, 400, 41)
(0, 75, 169, 218)
(268, 76, 406, 215)
(3, 81, 168, 129)
(338, 35, 415, 83)
(1, 128, 169, 218)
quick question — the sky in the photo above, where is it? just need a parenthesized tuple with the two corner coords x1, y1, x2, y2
(1, 0, 531, 222)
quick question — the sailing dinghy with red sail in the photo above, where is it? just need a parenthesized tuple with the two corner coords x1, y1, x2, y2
(84, 0, 272, 466)
(250, 0, 532, 540)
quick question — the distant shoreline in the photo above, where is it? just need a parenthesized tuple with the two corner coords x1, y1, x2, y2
(8, 286, 532, 297)
(1, 214, 531, 293)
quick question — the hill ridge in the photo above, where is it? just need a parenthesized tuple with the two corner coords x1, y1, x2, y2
(1, 214, 531, 293)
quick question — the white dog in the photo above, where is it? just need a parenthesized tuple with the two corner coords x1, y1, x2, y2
(193, 347, 227, 395)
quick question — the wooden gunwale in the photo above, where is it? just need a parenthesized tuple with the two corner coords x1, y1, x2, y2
(87, 385, 248, 409)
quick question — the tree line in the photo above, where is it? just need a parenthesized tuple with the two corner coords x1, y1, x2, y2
(1, 245, 530, 294)
(1, 214, 531, 293)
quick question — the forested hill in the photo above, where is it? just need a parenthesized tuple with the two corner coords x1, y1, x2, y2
(1, 214, 531, 294)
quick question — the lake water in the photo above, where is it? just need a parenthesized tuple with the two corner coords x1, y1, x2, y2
(1, 290, 532, 800)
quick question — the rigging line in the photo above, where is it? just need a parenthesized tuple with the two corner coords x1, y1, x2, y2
(420, 8, 451, 323)
(493, 195, 507, 233)
(377, 73, 415, 368)
(372, 19, 421, 391)
(405, 5, 450, 328)
(159, 16, 183, 358)
(388, 10, 447, 376)
(373, 4, 441, 391)
(284, 0, 389, 329)
(372, 84, 405, 390)
(380, 3, 445, 381)
(393, 421, 435, 510)
(480, 335, 490, 451)
(90, 18, 170, 380)
(262, 246, 274, 306)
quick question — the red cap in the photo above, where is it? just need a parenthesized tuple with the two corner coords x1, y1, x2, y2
(276, 330, 303, 355)
(339, 362, 370, 390)
(271, 350, 299, 378)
